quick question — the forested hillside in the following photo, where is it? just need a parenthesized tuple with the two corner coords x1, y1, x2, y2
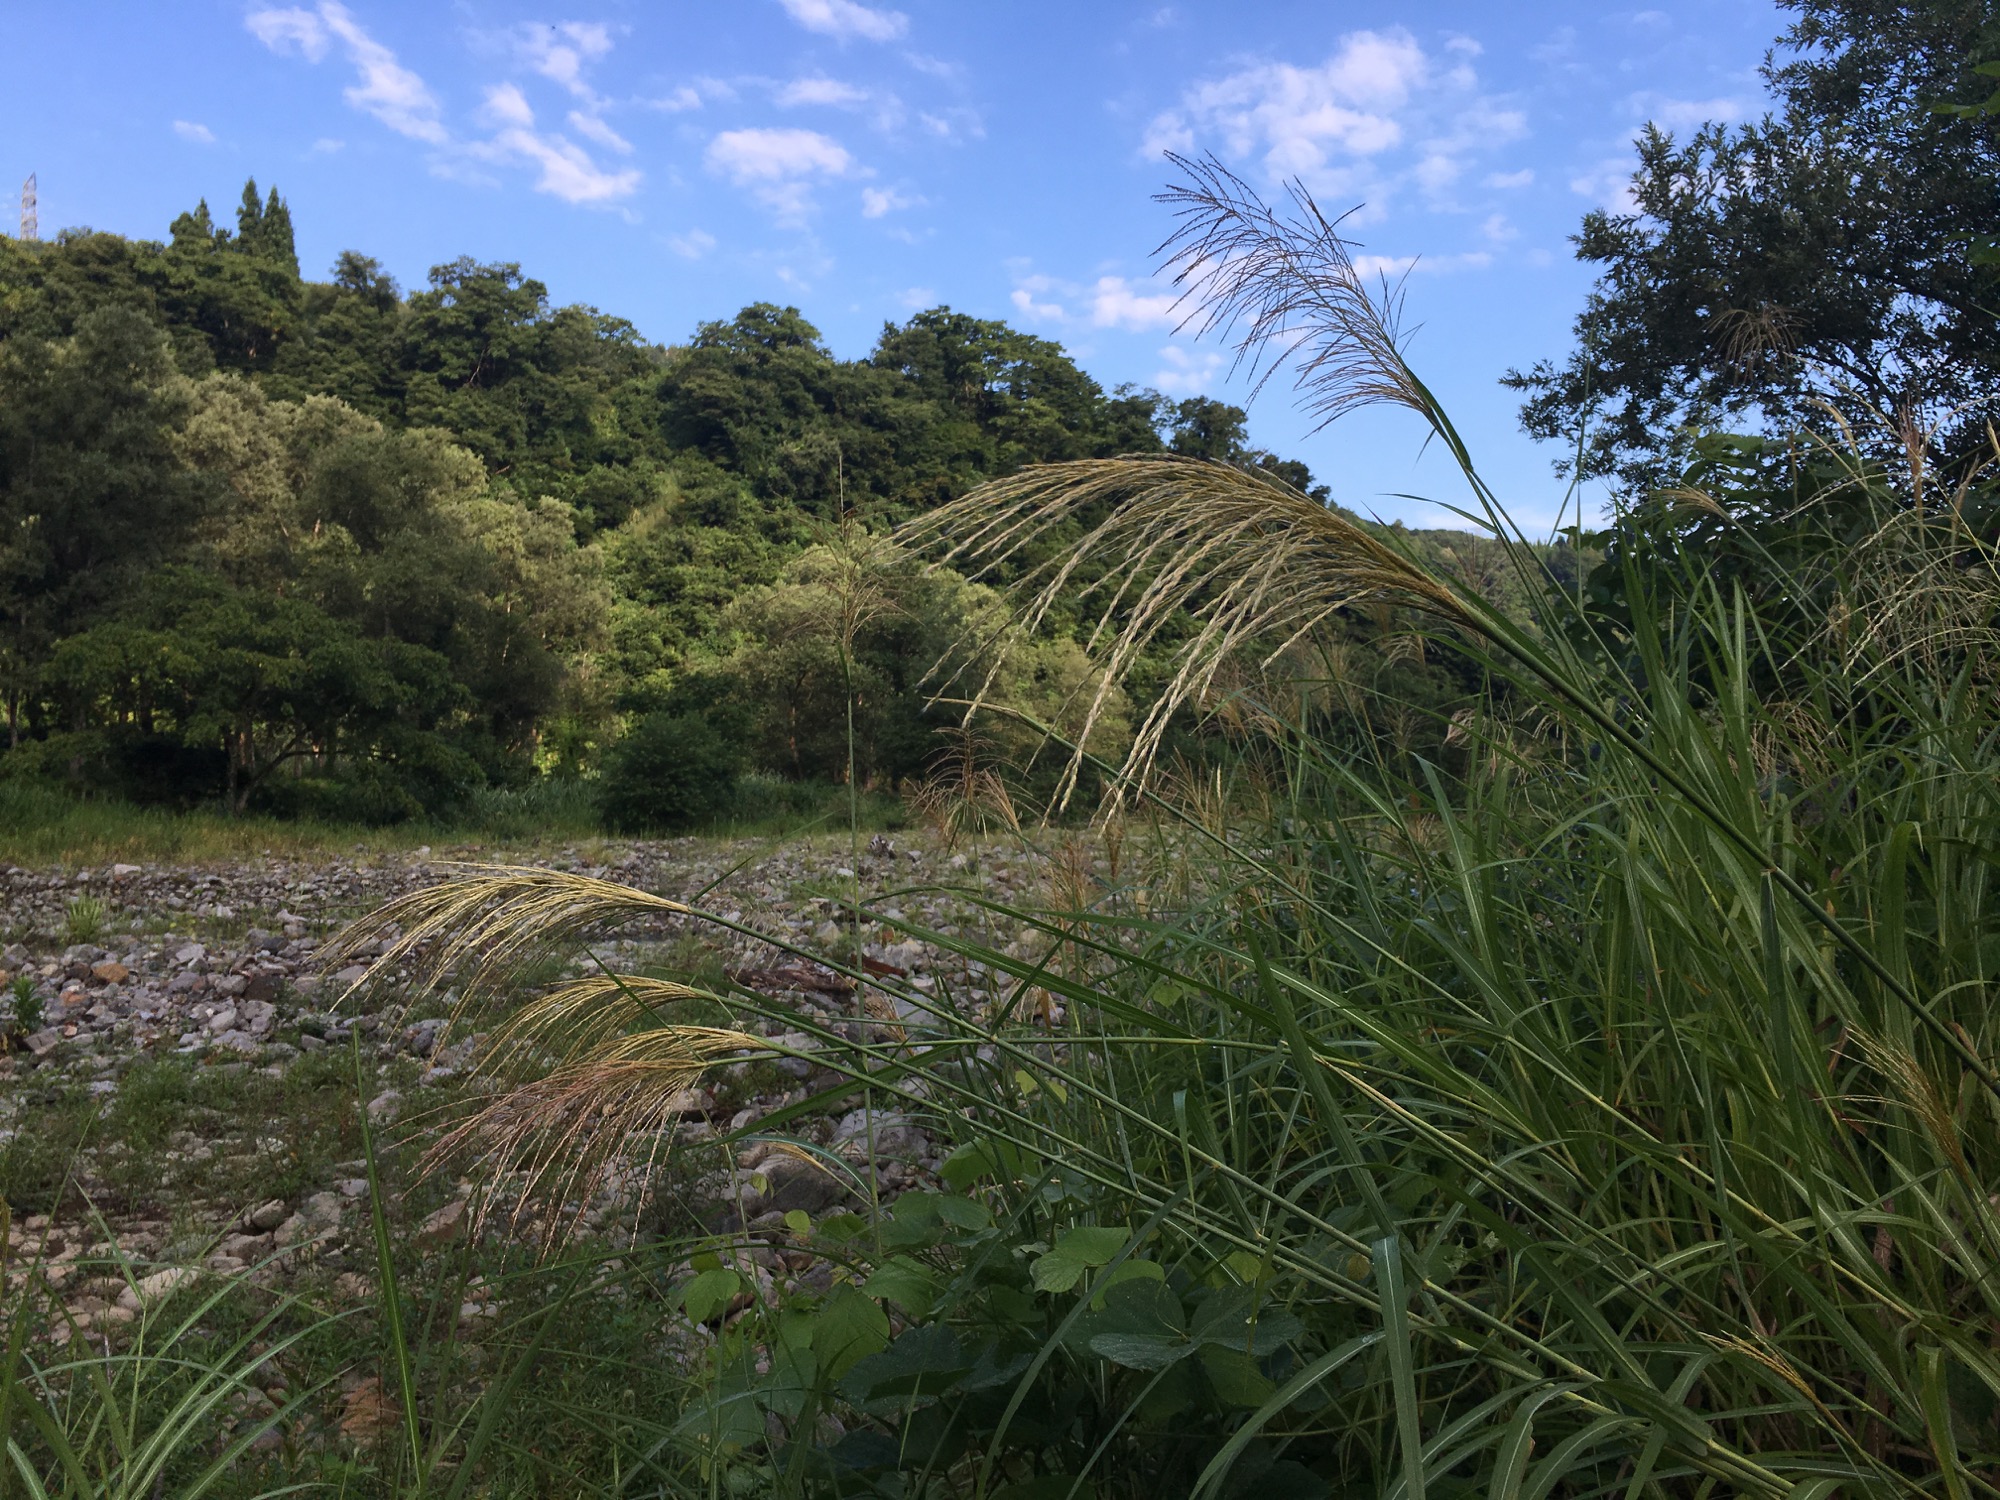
(0, 184, 1531, 825)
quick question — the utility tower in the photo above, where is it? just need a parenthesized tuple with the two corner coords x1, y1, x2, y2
(18, 174, 36, 242)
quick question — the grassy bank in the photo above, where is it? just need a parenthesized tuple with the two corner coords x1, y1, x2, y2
(0, 774, 908, 867)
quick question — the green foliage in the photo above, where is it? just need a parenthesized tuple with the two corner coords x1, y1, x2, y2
(1510, 0, 2000, 488)
(598, 710, 741, 833)
(60, 895, 105, 945)
(0, 180, 1475, 832)
(7, 973, 43, 1036)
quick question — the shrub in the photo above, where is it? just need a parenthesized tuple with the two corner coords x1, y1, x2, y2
(8, 974, 44, 1035)
(597, 712, 739, 833)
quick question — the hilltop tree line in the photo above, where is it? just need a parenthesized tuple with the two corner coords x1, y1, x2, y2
(2, 183, 1474, 823)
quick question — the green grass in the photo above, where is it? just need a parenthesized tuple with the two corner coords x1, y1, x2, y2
(0, 775, 906, 867)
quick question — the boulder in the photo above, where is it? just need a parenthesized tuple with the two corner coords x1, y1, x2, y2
(416, 1198, 468, 1251)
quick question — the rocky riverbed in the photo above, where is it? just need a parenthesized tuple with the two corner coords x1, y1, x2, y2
(0, 832, 1062, 1333)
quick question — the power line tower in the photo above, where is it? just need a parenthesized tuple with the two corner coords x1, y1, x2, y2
(18, 174, 36, 242)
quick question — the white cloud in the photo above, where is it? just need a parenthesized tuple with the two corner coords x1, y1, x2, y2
(1145, 28, 1524, 217)
(1006, 271, 1179, 331)
(1090, 275, 1177, 331)
(1154, 345, 1224, 395)
(707, 127, 858, 217)
(481, 82, 536, 129)
(1351, 253, 1417, 281)
(1146, 31, 1424, 170)
(668, 229, 717, 258)
(249, 7, 635, 204)
(245, 7, 327, 61)
(861, 185, 919, 217)
(1630, 93, 1748, 130)
(778, 0, 909, 43)
(247, 2, 446, 144)
(779, 76, 871, 108)
(569, 110, 633, 153)
(647, 85, 705, 112)
(1480, 212, 1517, 243)
(1010, 275, 1067, 323)
(520, 22, 614, 104)
(173, 120, 217, 144)
(483, 125, 642, 202)
(472, 86, 638, 203)
(897, 286, 937, 309)
(1570, 156, 1638, 210)
(311, 137, 345, 153)
(1485, 167, 1534, 189)
(1351, 250, 1492, 279)
(918, 107, 983, 141)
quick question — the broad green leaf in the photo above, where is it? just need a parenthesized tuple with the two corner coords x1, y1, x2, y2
(682, 1267, 742, 1324)
(1031, 1225, 1131, 1294)
(1200, 1345, 1277, 1408)
(812, 1286, 890, 1380)
(1089, 1332, 1199, 1370)
(865, 1255, 941, 1316)
(841, 1325, 971, 1406)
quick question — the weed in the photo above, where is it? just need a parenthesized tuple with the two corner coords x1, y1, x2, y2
(7, 973, 43, 1035)
(61, 894, 105, 945)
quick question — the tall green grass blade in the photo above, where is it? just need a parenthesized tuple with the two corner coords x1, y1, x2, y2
(1378, 1234, 1426, 1500)
(355, 1032, 425, 1486)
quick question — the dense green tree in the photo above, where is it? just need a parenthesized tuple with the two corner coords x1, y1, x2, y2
(234, 180, 299, 277)
(158, 191, 301, 373)
(46, 572, 466, 812)
(266, 252, 406, 417)
(1509, 0, 2000, 489)
(0, 184, 1371, 819)
(0, 308, 207, 743)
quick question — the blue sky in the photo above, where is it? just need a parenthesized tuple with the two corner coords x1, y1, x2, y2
(4, 0, 1783, 529)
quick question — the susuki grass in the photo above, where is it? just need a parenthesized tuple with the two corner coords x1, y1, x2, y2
(16, 154, 1985, 1494)
(320, 156, 2000, 1496)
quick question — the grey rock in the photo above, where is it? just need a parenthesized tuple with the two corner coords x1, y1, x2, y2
(416, 1198, 468, 1250)
(22, 1028, 62, 1056)
(205, 1006, 239, 1034)
(831, 1108, 923, 1161)
(244, 1199, 288, 1232)
(366, 1089, 403, 1124)
(174, 943, 206, 968)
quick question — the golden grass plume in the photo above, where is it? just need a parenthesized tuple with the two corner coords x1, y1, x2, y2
(904, 457, 1481, 805)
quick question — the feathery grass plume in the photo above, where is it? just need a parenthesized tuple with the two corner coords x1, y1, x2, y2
(424, 1025, 767, 1238)
(1154, 151, 1426, 434)
(903, 153, 1535, 804)
(907, 456, 1481, 805)
(322, 863, 696, 1008)
(321, 865, 771, 1233)
(907, 725, 1020, 849)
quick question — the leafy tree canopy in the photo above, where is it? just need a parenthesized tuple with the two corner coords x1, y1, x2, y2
(1509, 0, 2000, 490)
